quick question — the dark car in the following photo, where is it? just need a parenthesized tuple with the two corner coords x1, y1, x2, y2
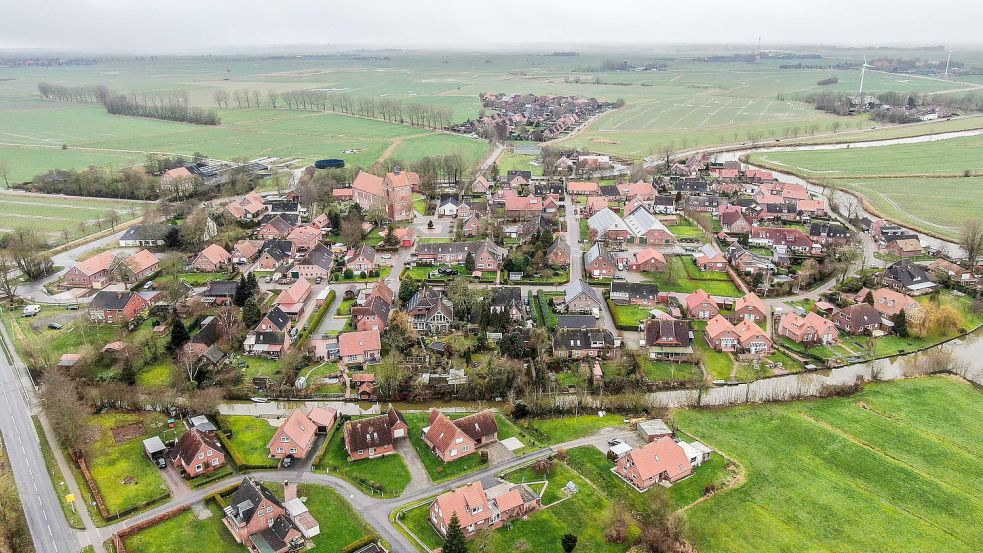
(47, 322, 64, 330)
(439, 267, 457, 276)
(282, 457, 293, 468)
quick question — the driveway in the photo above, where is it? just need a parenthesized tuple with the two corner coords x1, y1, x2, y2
(394, 438, 432, 494)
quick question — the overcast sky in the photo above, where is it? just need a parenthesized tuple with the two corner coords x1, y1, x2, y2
(3, 0, 981, 54)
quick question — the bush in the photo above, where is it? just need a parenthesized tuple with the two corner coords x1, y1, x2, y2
(341, 534, 380, 553)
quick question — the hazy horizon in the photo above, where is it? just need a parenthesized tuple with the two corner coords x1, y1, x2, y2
(4, 0, 983, 55)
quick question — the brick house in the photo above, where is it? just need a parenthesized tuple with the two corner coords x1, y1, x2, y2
(274, 278, 312, 317)
(352, 295, 392, 332)
(87, 290, 149, 323)
(193, 244, 231, 272)
(415, 240, 506, 271)
(422, 410, 498, 463)
(170, 428, 225, 478)
(615, 438, 692, 491)
(685, 289, 718, 320)
(832, 303, 882, 335)
(461, 214, 481, 237)
(704, 315, 742, 352)
(346, 245, 378, 272)
(293, 243, 333, 280)
(627, 248, 667, 272)
(343, 407, 408, 461)
(64, 251, 119, 289)
(584, 243, 619, 278)
(267, 409, 317, 460)
(587, 208, 631, 243)
(693, 244, 728, 271)
(565, 280, 603, 314)
(734, 292, 769, 323)
(256, 214, 298, 240)
(546, 237, 570, 267)
(552, 327, 618, 359)
(202, 280, 238, 305)
(255, 240, 294, 271)
(778, 311, 839, 346)
(430, 480, 541, 539)
(121, 249, 160, 283)
(640, 318, 694, 360)
(223, 478, 305, 553)
(338, 330, 382, 366)
(610, 282, 661, 306)
(567, 181, 600, 195)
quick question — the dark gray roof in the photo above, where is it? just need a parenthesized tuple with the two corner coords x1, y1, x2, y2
(886, 259, 933, 288)
(642, 318, 693, 347)
(89, 290, 138, 311)
(120, 224, 170, 242)
(261, 239, 294, 261)
(652, 195, 675, 206)
(610, 281, 660, 301)
(228, 478, 282, 525)
(809, 222, 848, 238)
(262, 306, 291, 331)
(204, 280, 238, 297)
(556, 315, 598, 329)
(252, 331, 285, 345)
(553, 327, 615, 350)
(491, 287, 522, 308)
(300, 243, 333, 270)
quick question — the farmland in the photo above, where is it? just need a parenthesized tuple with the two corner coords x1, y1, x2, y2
(676, 377, 983, 553)
(0, 190, 144, 244)
(748, 135, 983, 239)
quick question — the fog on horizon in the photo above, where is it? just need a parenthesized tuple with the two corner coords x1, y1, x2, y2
(3, 0, 982, 55)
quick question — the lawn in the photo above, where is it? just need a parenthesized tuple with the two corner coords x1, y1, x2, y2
(122, 502, 240, 553)
(299, 483, 376, 552)
(404, 412, 489, 483)
(215, 415, 278, 469)
(336, 266, 392, 283)
(497, 151, 544, 177)
(135, 359, 173, 387)
(669, 220, 706, 241)
(83, 411, 171, 517)
(692, 321, 735, 380)
(178, 272, 235, 286)
(316, 428, 411, 497)
(2, 307, 121, 358)
(413, 193, 428, 215)
(676, 377, 983, 553)
(337, 298, 355, 316)
(645, 256, 741, 297)
(637, 357, 702, 385)
(504, 269, 569, 285)
(606, 300, 653, 330)
(523, 414, 627, 445)
(400, 500, 446, 552)
(403, 264, 466, 282)
(534, 291, 563, 329)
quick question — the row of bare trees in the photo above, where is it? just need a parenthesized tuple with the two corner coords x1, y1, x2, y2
(103, 92, 219, 125)
(212, 87, 454, 129)
(38, 82, 108, 103)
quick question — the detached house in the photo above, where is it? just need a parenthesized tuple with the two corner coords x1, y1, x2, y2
(734, 293, 769, 323)
(833, 303, 883, 335)
(225, 192, 267, 220)
(65, 251, 120, 289)
(705, 315, 772, 355)
(567, 181, 601, 196)
(87, 290, 149, 323)
(338, 330, 382, 366)
(552, 327, 618, 359)
(869, 288, 923, 321)
(346, 245, 378, 272)
(565, 280, 603, 314)
(405, 287, 454, 334)
(222, 478, 305, 553)
(693, 244, 728, 271)
(778, 311, 839, 346)
(267, 409, 317, 460)
(343, 406, 408, 461)
(628, 247, 667, 273)
(256, 240, 295, 271)
(490, 287, 525, 322)
(882, 260, 937, 295)
(584, 243, 619, 278)
(640, 318, 694, 360)
(293, 243, 333, 280)
(274, 278, 312, 317)
(423, 410, 499, 463)
(121, 249, 160, 283)
(193, 244, 231, 272)
(615, 438, 692, 491)
(170, 428, 225, 478)
(415, 240, 506, 271)
(430, 480, 541, 539)
(546, 237, 571, 267)
(256, 214, 298, 240)
(685, 289, 719, 320)
(231, 239, 264, 265)
(119, 224, 169, 248)
(610, 282, 661, 306)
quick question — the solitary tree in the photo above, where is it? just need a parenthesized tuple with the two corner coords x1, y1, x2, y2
(168, 319, 190, 352)
(959, 218, 983, 270)
(561, 533, 579, 552)
(465, 251, 476, 273)
(234, 275, 250, 306)
(442, 513, 469, 553)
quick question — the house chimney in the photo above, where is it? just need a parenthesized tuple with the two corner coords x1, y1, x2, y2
(393, 165, 401, 175)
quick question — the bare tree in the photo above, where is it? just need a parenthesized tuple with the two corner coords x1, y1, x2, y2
(39, 370, 92, 458)
(958, 218, 983, 268)
(0, 254, 17, 305)
(177, 350, 203, 388)
(0, 161, 9, 188)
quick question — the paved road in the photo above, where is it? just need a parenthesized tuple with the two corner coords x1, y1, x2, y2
(17, 228, 131, 305)
(0, 324, 78, 553)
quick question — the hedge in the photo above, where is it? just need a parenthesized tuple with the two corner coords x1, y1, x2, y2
(342, 534, 380, 553)
(311, 425, 338, 467)
(298, 289, 335, 344)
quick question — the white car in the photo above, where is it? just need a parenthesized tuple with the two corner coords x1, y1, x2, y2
(381, 253, 393, 260)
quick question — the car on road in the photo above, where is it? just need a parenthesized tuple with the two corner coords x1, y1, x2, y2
(613, 274, 626, 280)
(608, 438, 624, 446)
(314, 276, 322, 284)
(381, 253, 392, 259)
(47, 322, 64, 330)
(265, 276, 273, 283)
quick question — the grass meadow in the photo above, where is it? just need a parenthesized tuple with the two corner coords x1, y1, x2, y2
(676, 377, 983, 553)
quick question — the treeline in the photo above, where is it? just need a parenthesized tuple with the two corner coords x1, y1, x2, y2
(39, 82, 220, 125)
(103, 92, 219, 125)
(38, 81, 108, 103)
(212, 87, 453, 129)
(803, 89, 983, 116)
(816, 77, 839, 86)
(19, 166, 161, 200)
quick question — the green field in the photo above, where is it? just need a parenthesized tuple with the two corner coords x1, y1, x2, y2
(748, 136, 983, 239)
(676, 377, 983, 553)
(0, 191, 143, 244)
(122, 503, 240, 553)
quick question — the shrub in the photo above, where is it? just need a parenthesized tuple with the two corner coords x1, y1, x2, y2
(342, 534, 380, 553)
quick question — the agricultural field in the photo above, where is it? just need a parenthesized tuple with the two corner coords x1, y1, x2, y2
(676, 377, 983, 553)
(0, 191, 144, 244)
(748, 135, 983, 239)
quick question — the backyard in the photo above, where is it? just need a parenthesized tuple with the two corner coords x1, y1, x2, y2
(215, 415, 278, 469)
(676, 377, 983, 553)
(645, 256, 742, 297)
(316, 428, 411, 497)
(404, 412, 489, 483)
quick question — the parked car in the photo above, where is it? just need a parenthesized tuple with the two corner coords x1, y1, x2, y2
(143, 280, 155, 289)
(22, 305, 40, 317)
(282, 457, 292, 468)
(265, 276, 273, 283)
(66, 305, 79, 311)
(607, 438, 624, 447)
(381, 253, 392, 260)
(314, 276, 322, 284)
(156, 457, 166, 469)
(47, 322, 63, 330)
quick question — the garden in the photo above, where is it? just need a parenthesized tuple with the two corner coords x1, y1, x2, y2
(645, 256, 742, 296)
(315, 427, 411, 497)
(215, 415, 278, 469)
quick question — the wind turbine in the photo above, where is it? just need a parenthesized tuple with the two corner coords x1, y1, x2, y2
(944, 51, 952, 79)
(858, 55, 871, 101)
